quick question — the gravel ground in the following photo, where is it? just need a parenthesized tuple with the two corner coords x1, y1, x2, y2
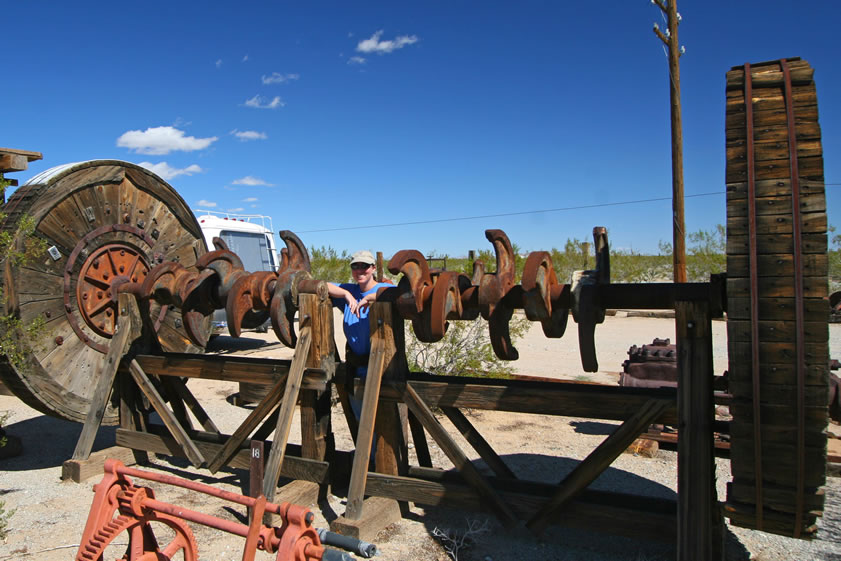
(1, 315, 839, 560)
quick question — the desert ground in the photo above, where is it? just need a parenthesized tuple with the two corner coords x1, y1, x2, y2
(1, 313, 840, 561)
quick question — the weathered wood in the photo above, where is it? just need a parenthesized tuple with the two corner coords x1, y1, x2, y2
(0, 148, 42, 173)
(675, 300, 717, 561)
(726, 297, 828, 322)
(344, 316, 388, 520)
(527, 398, 670, 534)
(726, 60, 813, 88)
(726, 253, 828, 277)
(378, 376, 678, 425)
(206, 372, 288, 473)
(726, 232, 827, 255)
(726, 193, 826, 218)
(727, 381, 828, 405)
(300, 294, 335, 464)
(128, 359, 205, 467)
(365, 471, 678, 542)
(61, 446, 138, 483)
(407, 410, 432, 468)
(726, 138, 822, 164)
(261, 321, 312, 508)
(726, 178, 825, 200)
(441, 407, 516, 479)
(727, 340, 829, 366)
(727, 319, 828, 343)
(331, 497, 402, 542)
(726, 211, 827, 237)
(114, 428, 332, 484)
(165, 377, 220, 434)
(402, 382, 518, 527)
(71, 294, 140, 461)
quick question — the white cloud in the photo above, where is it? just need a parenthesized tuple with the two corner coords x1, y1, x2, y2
(348, 56, 366, 65)
(117, 126, 218, 155)
(356, 30, 418, 54)
(242, 54, 249, 62)
(227, 207, 245, 212)
(261, 72, 300, 85)
(243, 197, 258, 202)
(138, 161, 203, 180)
(196, 200, 217, 208)
(232, 176, 274, 187)
(215, 59, 223, 68)
(231, 129, 268, 141)
(244, 95, 285, 109)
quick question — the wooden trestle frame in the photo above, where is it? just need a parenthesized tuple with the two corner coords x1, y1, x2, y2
(66, 279, 726, 561)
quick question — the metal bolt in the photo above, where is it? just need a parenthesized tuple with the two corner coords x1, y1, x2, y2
(103, 272, 109, 280)
(174, 318, 183, 328)
(45, 311, 52, 318)
(106, 309, 113, 317)
(54, 336, 64, 345)
(687, 321, 695, 329)
(97, 291, 103, 299)
(119, 265, 125, 273)
(132, 277, 137, 282)
(120, 250, 125, 256)
(93, 259, 100, 268)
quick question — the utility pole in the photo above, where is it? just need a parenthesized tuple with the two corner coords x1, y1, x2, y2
(652, 0, 687, 283)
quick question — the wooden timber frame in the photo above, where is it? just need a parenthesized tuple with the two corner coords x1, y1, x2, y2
(67, 274, 728, 561)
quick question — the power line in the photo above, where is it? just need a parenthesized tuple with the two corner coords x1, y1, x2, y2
(298, 190, 725, 234)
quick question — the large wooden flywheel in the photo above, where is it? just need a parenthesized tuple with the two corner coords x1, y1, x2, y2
(724, 58, 830, 538)
(0, 161, 211, 424)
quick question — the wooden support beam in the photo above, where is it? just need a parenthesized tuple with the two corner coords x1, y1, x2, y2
(442, 406, 516, 480)
(676, 300, 720, 560)
(115, 428, 333, 484)
(344, 324, 388, 520)
(206, 372, 290, 473)
(128, 359, 206, 467)
(408, 410, 432, 468)
(70, 294, 140, 461)
(261, 320, 312, 510)
(377, 374, 678, 424)
(165, 377, 220, 434)
(526, 397, 671, 534)
(402, 382, 518, 527)
(300, 294, 335, 465)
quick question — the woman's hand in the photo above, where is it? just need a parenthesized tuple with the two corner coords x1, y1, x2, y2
(344, 292, 361, 316)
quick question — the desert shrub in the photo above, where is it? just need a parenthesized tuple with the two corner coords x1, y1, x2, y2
(309, 245, 352, 283)
(406, 313, 530, 378)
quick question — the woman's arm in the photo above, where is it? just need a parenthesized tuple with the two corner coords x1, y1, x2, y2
(327, 283, 361, 316)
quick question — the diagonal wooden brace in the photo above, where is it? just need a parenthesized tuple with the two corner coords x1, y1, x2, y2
(526, 397, 670, 534)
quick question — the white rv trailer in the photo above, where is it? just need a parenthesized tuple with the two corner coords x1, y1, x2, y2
(194, 210, 280, 332)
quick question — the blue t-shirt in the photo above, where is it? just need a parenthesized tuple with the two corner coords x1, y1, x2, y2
(331, 283, 392, 372)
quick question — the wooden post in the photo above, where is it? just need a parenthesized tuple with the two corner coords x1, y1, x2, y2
(676, 299, 717, 560)
(300, 293, 335, 464)
(376, 251, 384, 282)
(70, 294, 141, 461)
(653, 0, 687, 282)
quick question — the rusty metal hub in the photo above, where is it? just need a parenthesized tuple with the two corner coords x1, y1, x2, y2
(76, 243, 150, 337)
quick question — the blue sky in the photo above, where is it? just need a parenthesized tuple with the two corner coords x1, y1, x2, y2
(5, 1, 839, 258)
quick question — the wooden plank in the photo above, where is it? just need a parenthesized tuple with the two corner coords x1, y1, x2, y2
(330, 497, 402, 542)
(726, 253, 828, 277)
(725, 61, 814, 88)
(675, 301, 717, 561)
(726, 84, 816, 113)
(408, 410, 432, 468)
(726, 277, 827, 299)
(727, 208, 826, 237)
(261, 322, 312, 508)
(128, 359, 205, 467)
(344, 325, 388, 520)
(134, 354, 319, 386)
(403, 382, 518, 527)
(726, 319, 828, 343)
(729, 402, 827, 428)
(441, 407, 516, 479)
(726, 138, 822, 164)
(727, 340, 828, 366)
(114, 428, 331, 484)
(726, 233, 827, 255)
(726, 362, 828, 387)
(365, 471, 678, 543)
(726, 193, 826, 218)
(726, 178, 825, 200)
(61, 446, 138, 483)
(726, 296, 828, 322)
(379, 377, 678, 425)
(727, 380, 829, 405)
(526, 398, 670, 534)
(166, 377, 220, 434)
(726, 120, 821, 144)
(70, 294, 140, 461)
(725, 104, 818, 130)
(206, 372, 289, 473)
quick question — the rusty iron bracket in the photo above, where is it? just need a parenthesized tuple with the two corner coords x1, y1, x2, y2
(571, 227, 610, 372)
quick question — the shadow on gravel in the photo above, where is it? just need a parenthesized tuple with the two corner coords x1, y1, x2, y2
(0, 414, 116, 471)
(206, 335, 281, 354)
(568, 420, 618, 435)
